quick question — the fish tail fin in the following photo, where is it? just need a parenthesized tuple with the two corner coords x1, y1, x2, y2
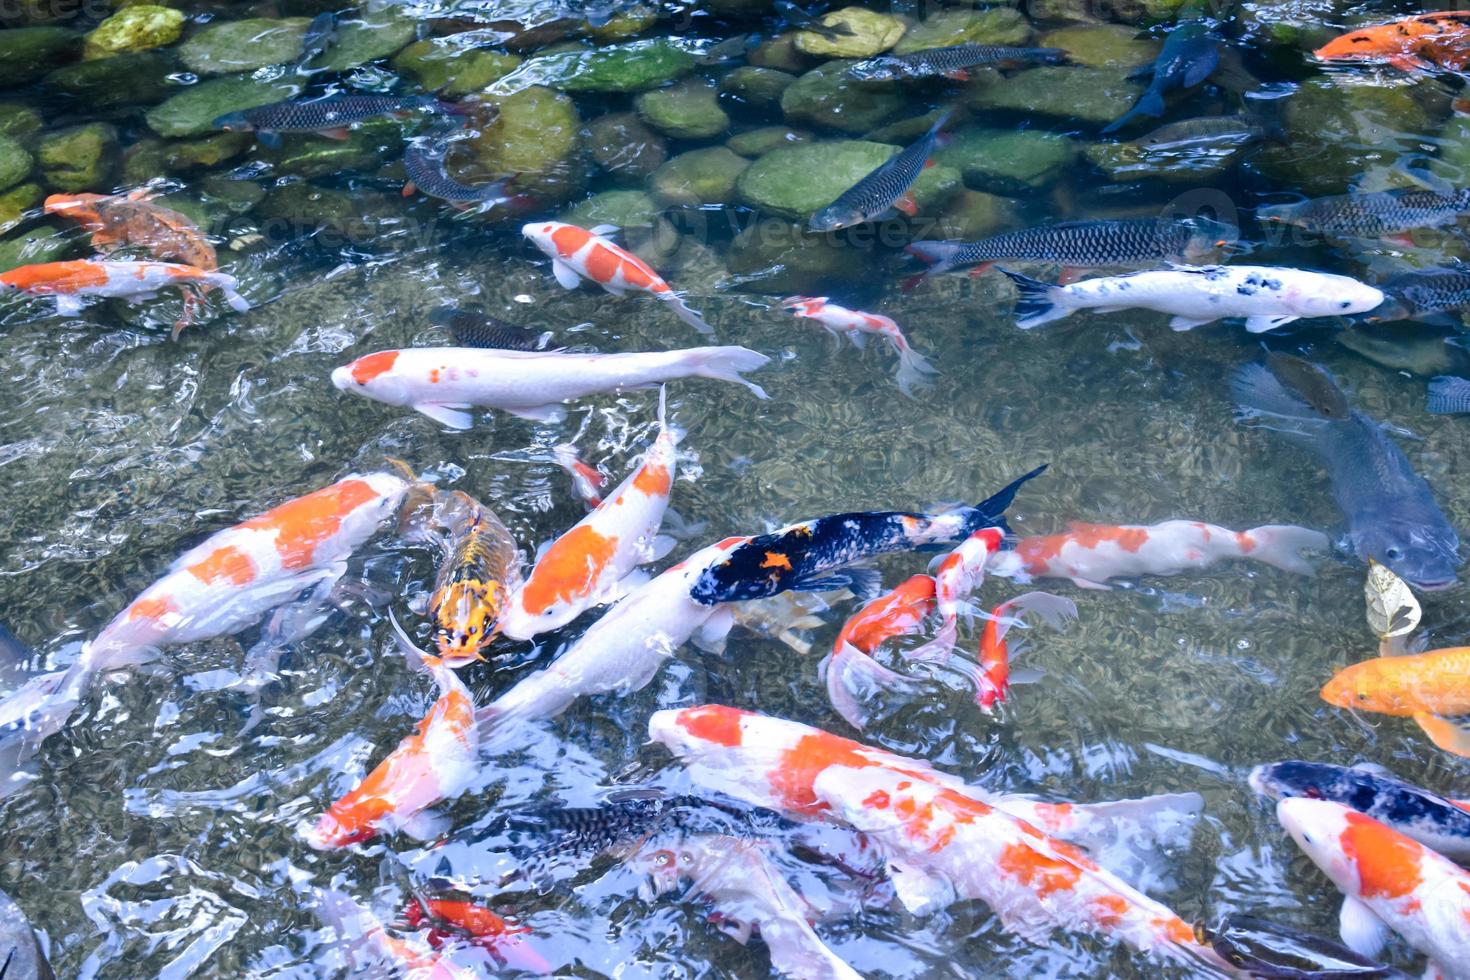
(1426, 376, 1470, 414)
(1229, 362, 1336, 445)
(1237, 524, 1331, 575)
(1102, 91, 1165, 134)
(690, 346, 770, 399)
(0, 663, 87, 758)
(927, 107, 954, 138)
(903, 240, 964, 279)
(823, 642, 919, 730)
(969, 464, 1048, 533)
(996, 267, 1069, 328)
(666, 293, 715, 335)
(1001, 590, 1079, 633)
(893, 343, 937, 399)
(206, 272, 250, 313)
(905, 618, 958, 664)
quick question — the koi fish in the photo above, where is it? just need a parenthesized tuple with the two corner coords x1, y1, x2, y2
(306, 652, 478, 848)
(1249, 761, 1470, 863)
(808, 110, 949, 231)
(1314, 11, 1470, 72)
(522, 221, 713, 335)
(1206, 914, 1410, 979)
(331, 345, 768, 429)
(1275, 798, 1470, 976)
(314, 887, 480, 979)
(552, 444, 606, 509)
(825, 574, 936, 729)
(909, 527, 1006, 661)
(214, 94, 453, 146)
(478, 537, 749, 738)
(782, 297, 936, 397)
(400, 895, 550, 974)
(975, 591, 1076, 711)
(0, 259, 249, 339)
(1320, 647, 1470, 757)
(633, 834, 863, 980)
(1427, 376, 1470, 414)
(986, 520, 1330, 589)
(422, 490, 522, 666)
(648, 705, 1232, 972)
(45, 190, 218, 270)
(0, 472, 406, 754)
(495, 392, 678, 640)
(689, 465, 1046, 605)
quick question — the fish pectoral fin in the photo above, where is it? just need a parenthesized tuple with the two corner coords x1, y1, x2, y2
(1387, 54, 1436, 72)
(53, 294, 85, 317)
(504, 404, 566, 424)
(1167, 314, 1217, 331)
(397, 808, 452, 841)
(1243, 313, 1300, 333)
(846, 330, 867, 350)
(644, 534, 678, 563)
(551, 258, 583, 290)
(609, 568, 652, 603)
(689, 606, 736, 654)
(1337, 896, 1390, 960)
(1413, 712, 1470, 758)
(256, 131, 283, 149)
(588, 223, 621, 238)
(789, 566, 883, 599)
(414, 403, 475, 430)
(885, 858, 956, 916)
(893, 193, 920, 216)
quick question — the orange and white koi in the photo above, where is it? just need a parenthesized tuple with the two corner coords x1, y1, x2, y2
(306, 653, 478, 849)
(314, 887, 481, 979)
(648, 705, 1233, 972)
(522, 221, 713, 335)
(1314, 11, 1470, 72)
(1320, 647, 1470, 758)
(552, 444, 606, 510)
(0, 258, 247, 339)
(824, 574, 935, 729)
(401, 896, 550, 974)
(975, 591, 1077, 711)
(422, 490, 521, 666)
(909, 526, 1006, 661)
(634, 834, 862, 980)
(1275, 798, 1470, 977)
(45, 190, 218, 270)
(495, 392, 678, 640)
(0, 472, 407, 752)
(988, 520, 1329, 589)
(782, 296, 936, 397)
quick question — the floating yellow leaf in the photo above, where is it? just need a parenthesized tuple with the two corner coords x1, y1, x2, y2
(1364, 559, 1420, 640)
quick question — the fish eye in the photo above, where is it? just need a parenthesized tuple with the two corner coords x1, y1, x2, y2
(1386, 547, 1404, 560)
(1358, 692, 1370, 701)
(1339, 301, 1352, 308)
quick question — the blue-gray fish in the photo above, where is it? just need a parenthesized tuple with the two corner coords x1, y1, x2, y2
(1249, 761, 1470, 862)
(1207, 913, 1409, 979)
(1103, 19, 1220, 134)
(847, 44, 1066, 81)
(0, 887, 53, 980)
(808, 110, 950, 232)
(428, 307, 552, 352)
(403, 138, 517, 208)
(1260, 188, 1470, 239)
(294, 11, 336, 72)
(1231, 354, 1461, 589)
(1427, 375, 1470, 414)
(214, 94, 451, 140)
(1367, 265, 1470, 322)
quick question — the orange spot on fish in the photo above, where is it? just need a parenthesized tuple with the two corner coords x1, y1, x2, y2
(1091, 894, 1131, 927)
(518, 525, 620, 614)
(676, 704, 748, 747)
(186, 545, 256, 586)
(631, 460, 671, 497)
(761, 551, 792, 571)
(1235, 531, 1256, 553)
(243, 478, 381, 571)
(997, 842, 1083, 898)
(1, 260, 112, 292)
(582, 242, 623, 284)
(350, 350, 400, 385)
(863, 789, 890, 810)
(550, 224, 591, 258)
(1341, 811, 1425, 899)
(771, 731, 934, 816)
(126, 595, 177, 622)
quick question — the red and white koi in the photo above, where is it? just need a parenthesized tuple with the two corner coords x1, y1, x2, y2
(824, 574, 935, 730)
(988, 520, 1330, 589)
(909, 527, 1006, 662)
(522, 221, 713, 335)
(0, 259, 248, 339)
(1275, 798, 1470, 978)
(648, 705, 1233, 972)
(496, 392, 679, 640)
(552, 444, 606, 510)
(306, 652, 478, 849)
(400, 896, 550, 974)
(975, 591, 1077, 711)
(314, 887, 481, 979)
(782, 296, 936, 397)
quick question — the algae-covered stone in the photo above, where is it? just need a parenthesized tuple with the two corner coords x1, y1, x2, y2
(0, 104, 42, 145)
(178, 17, 310, 75)
(146, 75, 301, 137)
(635, 78, 729, 140)
(391, 38, 520, 96)
(1084, 134, 1243, 182)
(0, 182, 40, 234)
(83, 5, 182, 60)
(794, 6, 905, 58)
(748, 33, 806, 72)
(736, 139, 898, 221)
(1434, 114, 1470, 183)
(1237, 0, 1341, 50)
(489, 38, 694, 94)
(718, 66, 794, 110)
(934, 128, 1077, 194)
(926, 188, 1019, 240)
(122, 131, 252, 181)
(305, 5, 415, 72)
(0, 135, 31, 192)
(781, 60, 903, 133)
(894, 8, 1031, 54)
(727, 125, 809, 157)
(586, 6, 657, 42)
(466, 85, 581, 201)
(650, 146, 749, 207)
(37, 122, 116, 191)
(585, 111, 666, 180)
(965, 66, 1143, 124)
(1026, 0, 1104, 25)
(0, 27, 82, 86)
(264, 125, 398, 179)
(255, 182, 372, 239)
(198, 173, 265, 213)
(562, 189, 660, 229)
(727, 217, 871, 293)
(46, 49, 176, 107)
(0, 225, 72, 273)
(1039, 25, 1159, 68)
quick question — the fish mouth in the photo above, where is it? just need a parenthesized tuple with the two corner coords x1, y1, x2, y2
(1409, 576, 1457, 592)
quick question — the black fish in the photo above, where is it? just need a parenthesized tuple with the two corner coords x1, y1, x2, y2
(809, 110, 950, 231)
(774, 0, 857, 41)
(402, 138, 516, 208)
(847, 44, 1066, 81)
(214, 94, 452, 143)
(1260, 189, 1470, 239)
(1367, 265, 1470, 321)
(1207, 914, 1409, 979)
(689, 465, 1047, 604)
(294, 11, 336, 72)
(428, 307, 551, 351)
(1427, 375, 1470, 414)
(1103, 19, 1220, 134)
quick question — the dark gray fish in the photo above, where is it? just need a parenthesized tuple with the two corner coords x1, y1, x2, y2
(402, 139, 517, 208)
(294, 11, 336, 72)
(774, 0, 856, 41)
(0, 888, 53, 980)
(1231, 355, 1462, 589)
(214, 94, 451, 139)
(903, 216, 1236, 285)
(1207, 913, 1409, 979)
(1103, 19, 1220, 134)
(1427, 375, 1470, 414)
(1259, 188, 1470, 239)
(428, 308, 551, 351)
(1367, 265, 1470, 321)
(1135, 113, 1269, 150)
(1338, 322, 1470, 376)
(1265, 352, 1350, 419)
(1249, 761, 1470, 862)
(809, 110, 950, 231)
(847, 44, 1066, 81)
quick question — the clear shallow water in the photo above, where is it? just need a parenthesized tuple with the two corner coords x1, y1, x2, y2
(0, 0, 1467, 977)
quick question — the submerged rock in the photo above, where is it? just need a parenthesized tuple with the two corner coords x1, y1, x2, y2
(1237, 0, 1341, 50)
(1039, 24, 1160, 68)
(304, 5, 416, 73)
(255, 183, 373, 239)
(586, 6, 658, 42)
(726, 125, 809, 157)
(490, 38, 694, 94)
(37, 122, 116, 191)
(146, 76, 301, 138)
(964, 65, 1143, 125)
(585, 112, 666, 180)
(0, 182, 40, 234)
(466, 85, 582, 202)
(650, 146, 750, 207)
(748, 33, 806, 72)
(0, 27, 82, 86)
(391, 38, 521, 96)
(794, 7, 906, 58)
(263, 124, 399, 179)
(0, 104, 42, 144)
(0, 225, 72, 273)
(934, 128, 1077, 195)
(893, 8, 1032, 54)
(177, 17, 310, 75)
(46, 48, 176, 107)
(562, 188, 660, 229)
(122, 132, 252, 181)
(926, 188, 1020, 240)
(718, 66, 795, 111)
(83, 4, 182, 60)
(635, 78, 729, 140)
(781, 60, 903, 133)
(727, 217, 872, 293)
(0, 135, 31, 192)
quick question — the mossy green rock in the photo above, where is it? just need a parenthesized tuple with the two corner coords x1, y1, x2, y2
(0, 27, 82, 86)
(562, 189, 660, 229)
(1084, 136, 1241, 182)
(37, 122, 116, 191)
(467, 85, 582, 201)
(490, 39, 694, 94)
(1039, 25, 1160, 68)
(727, 218, 871, 293)
(47, 49, 176, 107)
(894, 8, 1031, 54)
(198, 173, 266, 213)
(0, 105, 42, 145)
(794, 7, 906, 58)
(1104, 0, 1192, 23)
(736, 139, 908, 220)
(391, 38, 520, 96)
(635, 79, 729, 140)
(781, 61, 903, 133)
(964, 66, 1143, 124)
(718, 66, 795, 110)
(122, 131, 251, 181)
(585, 112, 666, 180)
(748, 33, 806, 72)
(0, 183, 40, 234)
(178, 17, 310, 75)
(650, 146, 750, 207)
(586, 7, 658, 42)
(0, 225, 72, 273)
(0, 135, 31, 192)
(1026, 0, 1103, 25)
(264, 125, 398, 179)
(146, 75, 301, 137)
(1434, 115, 1470, 183)
(726, 126, 809, 157)
(304, 6, 416, 73)
(934, 128, 1077, 194)
(1237, 0, 1340, 50)
(927, 188, 1019, 240)
(1254, 77, 1442, 195)
(83, 5, 183, 60)
(255, 183, 372, 238)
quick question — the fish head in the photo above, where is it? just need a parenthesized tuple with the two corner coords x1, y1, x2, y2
(43, 193, 107, 224)
(432, 581, 500, 663)
(1181, 217, 1240, 260)
(648, 705, 756, 766)
(808, 204, 862, 233)
(1319, 658, 1412, 715)
(211, 111, 254, 132)
(1248, 761, 1355, 803)
(331, 351, 413, 406)
(1356, 295, 1414, 324)
(1274, 798, 1359, 890)
(1253, 202, 1302, 228)
(520, 221, 563, 259)
(1288, 277, 1386, 318)
(1350, 519, 1460, 591)
(1314, 31, 1393, 62)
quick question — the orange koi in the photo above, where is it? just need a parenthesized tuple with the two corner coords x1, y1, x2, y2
(825, 574, 934, 729)
(45, 190, 218, 270)
(401, 896, 551, 973)
(423, 490, 521, 666)
(1320, 647, 1470, 759)
(976, 591, 1076, 711)
(1314, 11, 1470, 72)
